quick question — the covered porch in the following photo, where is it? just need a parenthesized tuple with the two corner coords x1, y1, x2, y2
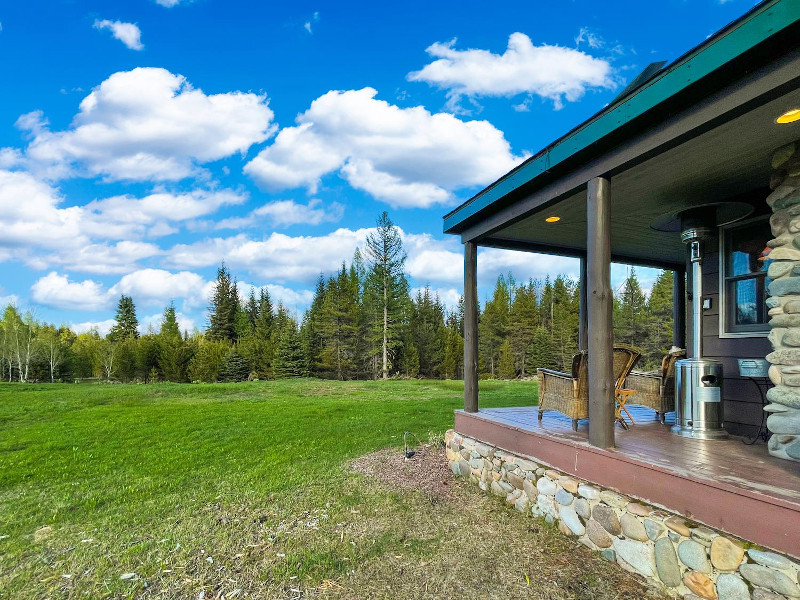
(444, 0, 800, 563)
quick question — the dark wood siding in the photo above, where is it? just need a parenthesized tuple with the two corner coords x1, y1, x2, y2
(686, 228, 771, 438)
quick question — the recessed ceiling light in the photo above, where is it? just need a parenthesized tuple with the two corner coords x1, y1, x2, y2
(777, 108, 800, 124)
(545, 216, 561, 223)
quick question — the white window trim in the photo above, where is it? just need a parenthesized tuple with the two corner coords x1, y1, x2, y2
(718, 215, 770, 339)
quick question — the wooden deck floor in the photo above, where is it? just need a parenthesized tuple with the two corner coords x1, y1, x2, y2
(454, 405, 800, 556)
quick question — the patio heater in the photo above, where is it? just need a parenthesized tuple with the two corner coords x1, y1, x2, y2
(672, 207, 728, 440)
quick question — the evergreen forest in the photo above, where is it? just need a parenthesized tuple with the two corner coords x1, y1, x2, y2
(0, 213, 676, 384)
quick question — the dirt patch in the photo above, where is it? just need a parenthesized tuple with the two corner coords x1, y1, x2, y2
(350, 443, 455, 500)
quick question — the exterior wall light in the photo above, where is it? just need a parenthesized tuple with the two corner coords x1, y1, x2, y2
(777, 109, 800, 124)
(545, 216, 561, 223)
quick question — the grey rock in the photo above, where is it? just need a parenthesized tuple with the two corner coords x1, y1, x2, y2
(768, 297, 785, 309)
(767, 410, 800, 435)
(536, 477, 557, 496)
(654, 538, 681, 587)
(555, 488, 574, 506)
(747, 549, 792, 570)
(450, 461, 460, 475)
(523, 478, 536, 500)
(544, 514, 554, 524)
(577, 484, 600, 500)
(620, 513, 648, 542)
(490, 481, 506, 497)
(600, 490, 629, 509)
(612, 538, 654, 578)
(559, 505, 585, 536)
(600, 549, 616, 563)
(469, 450, 480, 459)
(752, 589, 789, 600)
(537, 494, 558, 519)
(768, 347, 800, 366)
(514, 495, 530, 513)
(474, 442, 492, 457)
(788, 438, 800, 459)
(678, 540, 711, 573)
(771, 313, 800, 327)
(770, 261, 796, 278)
(469, 457, 483, 469)
(592, 504, 621, 536)
(716, 573, 749, 600)
(458, 460, 471, 476)
(586, 519, 614, 548)
(644, 518, 665, 541)
(506, 472, 525, 490)
(775, 193, 800, 211)
(690, 526, 717, 547)
(787, 300, 800, 313)
(768, 434, 800, 460)
(515, 458, 538, 473)
(498, 480, 513, 493)
(739, 564, 800, 598)
(767, 386, 800, 409)
(574, 498, 590, 520)
(769, 277, 800, 298)
(668, 531, 681, 543)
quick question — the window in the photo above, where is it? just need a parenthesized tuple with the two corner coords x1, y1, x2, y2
(721, 218, 772, 335)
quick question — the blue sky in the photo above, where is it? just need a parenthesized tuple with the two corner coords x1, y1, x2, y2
(0, 0, 755, 334)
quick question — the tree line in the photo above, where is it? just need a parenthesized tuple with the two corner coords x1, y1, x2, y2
(0, 212, 676, 384)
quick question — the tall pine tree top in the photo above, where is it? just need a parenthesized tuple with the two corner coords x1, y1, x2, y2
(109, 295, 139, 342)
(207, 263, 240, 343)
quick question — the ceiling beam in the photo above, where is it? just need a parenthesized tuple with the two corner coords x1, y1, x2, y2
(479, 237, 684, 271)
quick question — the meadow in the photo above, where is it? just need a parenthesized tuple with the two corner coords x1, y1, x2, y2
(0, 379, 661, 599)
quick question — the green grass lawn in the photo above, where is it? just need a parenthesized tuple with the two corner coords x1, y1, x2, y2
(0, 379, 660, 599)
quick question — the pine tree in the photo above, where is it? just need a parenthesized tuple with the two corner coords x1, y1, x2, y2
(207, 263, 240, 343)
(158, 303, 191, 382)
(109, 296, 139, 342)
(410, 287, 447, 378)
(497, 339, 515, 379)
(614, 267, 648, 350)
(479, 275, 511, 376)
(646, 270, 675, 367)
(219, 347, 250, 382)
(509, 280, 539, 377)
(364, 211, 408, 379)
(274, 318, 306, 378)
(527, 326, 557, 373)
(441, 315, 464, 379)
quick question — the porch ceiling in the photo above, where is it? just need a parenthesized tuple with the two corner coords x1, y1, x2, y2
(482, 86, 800, 269)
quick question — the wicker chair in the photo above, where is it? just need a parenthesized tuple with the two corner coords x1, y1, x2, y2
(624, 348, 686, 423)
(537, 345, 642, 432)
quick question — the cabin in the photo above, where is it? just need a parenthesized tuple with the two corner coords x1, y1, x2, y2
(443, 1, 800, 595)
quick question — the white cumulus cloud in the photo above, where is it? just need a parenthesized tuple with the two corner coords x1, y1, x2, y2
(408, 33, 617, 110)
(243, 87, 525, 208)
(93, 19, 144, 51)
(215, 198, 343, 230)
(109, 269, 209, 307)
(71, 319, 117, 337)
(20, 67, 276, 182)
(31, 272, 110, 311)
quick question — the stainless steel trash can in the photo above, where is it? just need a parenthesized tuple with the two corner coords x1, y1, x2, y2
(671, 358, 728, 439)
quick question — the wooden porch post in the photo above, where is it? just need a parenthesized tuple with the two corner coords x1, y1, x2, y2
(673, 269, 686, 349)
(578, 257, 588, 351)
(464, 241, 479, 413)
(587, 176, 615, 449)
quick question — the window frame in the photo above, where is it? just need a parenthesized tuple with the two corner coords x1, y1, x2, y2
(718, 215, 771, 339)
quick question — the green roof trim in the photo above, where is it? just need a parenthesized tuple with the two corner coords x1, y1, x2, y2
(443, 0, 800, 234)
